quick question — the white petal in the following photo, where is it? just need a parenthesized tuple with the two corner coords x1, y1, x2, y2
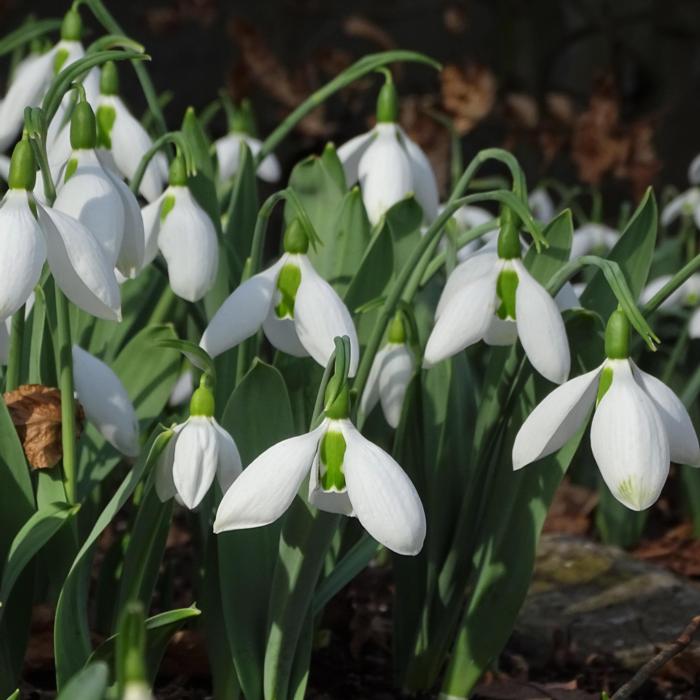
(215, 133, 242, 181)
(341, 421, 426, 555)
(236, 136, 281, 183)
(528, 188, 555, 222)
(359, 345, 390, 420)
(513, 260, 570, 384)
(398, 127, 439, 223)
(212, 419, 243, 492)
(172, 416, 220, 510)
(632, 362, 700, 466)
(72, 345, 140, 457)
(37, 205, 121, 321)
(0, 191, 46, 320)
(453, 205, 493, 230)
(554, 282, 580, 311)
(213, 424, 324, 531)
(0, 155, 10, 181)
(158, 187, 218, 301)
(690, 308, 700, 339)
(337, 130, 375, 185)
(569, 227, 595, 259)
(358, 124, 413, 225)
(155, 424, 183, 502)
(141, 194, 165, 267)
(512, 365, 603, 470)
(54, 149, 125, 265)
(168, 370, 194, 407)
(689, 154, 700, 185)
(661, 189, 700, 227)
(639, 275, 678, 309)
(378, 343, 415, 428)
(591, 360, 670, 511)
(294, 256, 360, 375)
(483, 316, 518, 346)
(262, 311, 308, 357)
(424, 268, 499, 367)
(199, 259, 281, 357)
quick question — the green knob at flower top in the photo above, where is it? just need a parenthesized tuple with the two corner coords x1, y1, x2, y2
(100, 60, 120, 96)
(376, 70, 399, 123)
(497, 205, 521, 260)
(169, 154, 188, 187)
(605, 308, 630, 360)
(8, 136, 37, 191)
(189, 374, 215, 417)
(60, 7, 83, 41)
(283, 219, 309, 254)
(70, 100, 97, 150)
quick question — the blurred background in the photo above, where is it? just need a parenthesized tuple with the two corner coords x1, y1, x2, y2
(3, 0, 700, 210)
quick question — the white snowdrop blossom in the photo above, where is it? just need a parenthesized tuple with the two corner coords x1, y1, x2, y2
(155, 378, 242, 510)
(424, 225, 570, 384)
(0, 139, 121, 322)
(528, 188, 555, 223)
(140, 156, 218, 301)
(641, 273, 700, 338)
(570, 222, 619, 259)
(215, 132, 281, 183)
(661, 187, 700, 228)
(441, 204, 498, 260)
(200, 220, 359, 373)
(72, 345, 140, 457)
(214, 386, 426, 555)
(513, 310, 700, 510)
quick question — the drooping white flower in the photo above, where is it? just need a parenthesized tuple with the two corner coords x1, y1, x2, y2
(155, 378, 241, 510)
(95, 61, 168, 202)
(168, 369, 195, 407)
(214, 386, 425, 555)
(513, 310, 700, 510)
(528, 187, 555, 223)
(424, 235, 570, 384)
(0, 139, 120, 322)
(570, 222, 619, 259)
(688, 154, 700, 185)
(200, 219, 359, 373)
(439, 204, 498, 261)
(661, 188, 700, 228)
(640, 273, 700, 338)
(215, 133, 280, 183)
(72, 345, 140, 457)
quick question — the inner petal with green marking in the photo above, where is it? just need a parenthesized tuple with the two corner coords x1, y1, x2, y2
(495, 267, 519, 320)
(53, 47, 69, 74)
(319, 430, 347, 491)
(96, 104, 116, 149)
(160, 194, 176, 223)
(596, 364, 614, 405)
(274, 262, 302, 320)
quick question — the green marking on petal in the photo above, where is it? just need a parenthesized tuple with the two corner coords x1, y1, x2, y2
(596, 365, 614, 405)
(274, 262, 302, 319)
(320, 430, 347, 491)
(96, 104, 116, 149)
(496, 268, 519, 320)
(64, 158, 78, 183)
(53, 47, 69, 74)
(160, 194, 176, 223)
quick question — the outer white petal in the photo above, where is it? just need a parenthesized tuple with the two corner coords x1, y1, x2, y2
(555, 282, 580, 312)
(453, 205, 493, 231)
(168, 370, 194, 407)
(215, 133, 243, 181)
(72, 345, 140, 457)
(689, 154, 700, 185)
(528, 188, 555, 222)
(141, 193, 166, 267)
(359, 345, 391, 419)
(213, 424, 325, 531)
(212, 419, 243, 492)
(399, 127, 439, 222)
(690, 308, 700, 339)
(341, 421, 426, 555)
(294, 256, 360, 375)
(378, 343, 415, 428)
(37, 205, 121, 321)
(513, 260, 570, 384)
(199, 259, 282, 357)
(158, 187, 218, 301)
(639, 275, 677, 309)
(0, 155, 10, 181)
(172, 416, 220, 510)
(424, 268, 499, 367)
(155, 425, 183, 502)
(262, 311, 308, 357)
(358, 124, 412, 225)
(253, 147, 282, 183)
(661, 189, 700, 226)
(483, 316, 518, 346)
(336, 130, 375, 185)
(54, 149, 125, 265)
(435, 247, 499, 319)
(632, 362, 700, 466)
(591, 360, 670, 511)
(512, 364, 603, 470)
(0, 191, 46, 320)
(223, 135, 281, 182)
(569, 227, 595, 259)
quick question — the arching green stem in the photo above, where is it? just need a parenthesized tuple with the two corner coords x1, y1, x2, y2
(129, 131, 196, 194)
(642, 253, 700, 315)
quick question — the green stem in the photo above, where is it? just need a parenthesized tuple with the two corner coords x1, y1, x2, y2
(6, 306, 25, 392)
(129, 131, 194, 194)
(0, 18, 61, 58)
(643, 253, 700, 315)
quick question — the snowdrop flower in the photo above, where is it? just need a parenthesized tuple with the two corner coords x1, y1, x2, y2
(214, 384, 425, 555)
(641, 273, 700, 338)
(0, 137, 120, 321)
(201, 219, 359, 373)
(168, 369, 195, 407)
(360, 314, 415, 428)
(337, 72, 438, 226)
(513, 310, 700, 510)
(215, 100, 280, 183)
(155, 375, 241, 510)
(528, 187, 555, 223)
(54, 100, 146, 279)
(688, 154, 700, 185)
(72, 345, 140, 457)
(570, 222, 619, 259)
(661, 188, 700, 228)
(442, 204, 498, 260)
(424, 208, 570, 384)
(95, 61, 167, 202)
(140, 155, 218, 301)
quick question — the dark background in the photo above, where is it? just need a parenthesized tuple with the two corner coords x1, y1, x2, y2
(3, 0, 700, 214)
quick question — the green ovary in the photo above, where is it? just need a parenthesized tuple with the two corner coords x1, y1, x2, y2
(274, 263, 301, 319)
(495, 268, 519, 320)
(320, 431, 347, 491)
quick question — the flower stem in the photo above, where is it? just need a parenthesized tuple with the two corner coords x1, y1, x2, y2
(5, 305, 25, 392)
(643, 253, 700, 315)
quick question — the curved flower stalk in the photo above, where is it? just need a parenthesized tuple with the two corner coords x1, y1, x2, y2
(441, 204, 497, 260)
(661, 187, 700, 228)
(0, 137, 120, 321)
(570, 222, 619, 259)
(201, 219, 359, 373)
(140, 155, 218, 301)
(95, 61, 167, 202)
(528, 187, 555, 222)
(424, 207, 571, 384)
(72, 345, 140, 457)
(214, 377, 426, 555)
(155, 375, 242, 510)
(337, 71, 438, 226)
(641, 273, 700, 337)
(54, 99, 146, 279)
(360, 313, 415, 428)
(513, 309, 700, 510)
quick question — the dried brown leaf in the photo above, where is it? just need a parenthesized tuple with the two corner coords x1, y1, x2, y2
(440, 63, 496, 135)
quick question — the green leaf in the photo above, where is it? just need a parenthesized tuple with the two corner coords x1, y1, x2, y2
(0, 18, 61, 58)
(157, 337, 214, 376)
(524, 209, 573, 285)
(181, 106, 216, 181)
(55, 662, 108, 700)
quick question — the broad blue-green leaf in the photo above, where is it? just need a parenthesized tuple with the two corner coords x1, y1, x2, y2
(524, 209, 574, 285)
(55, 662, 108, 700)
